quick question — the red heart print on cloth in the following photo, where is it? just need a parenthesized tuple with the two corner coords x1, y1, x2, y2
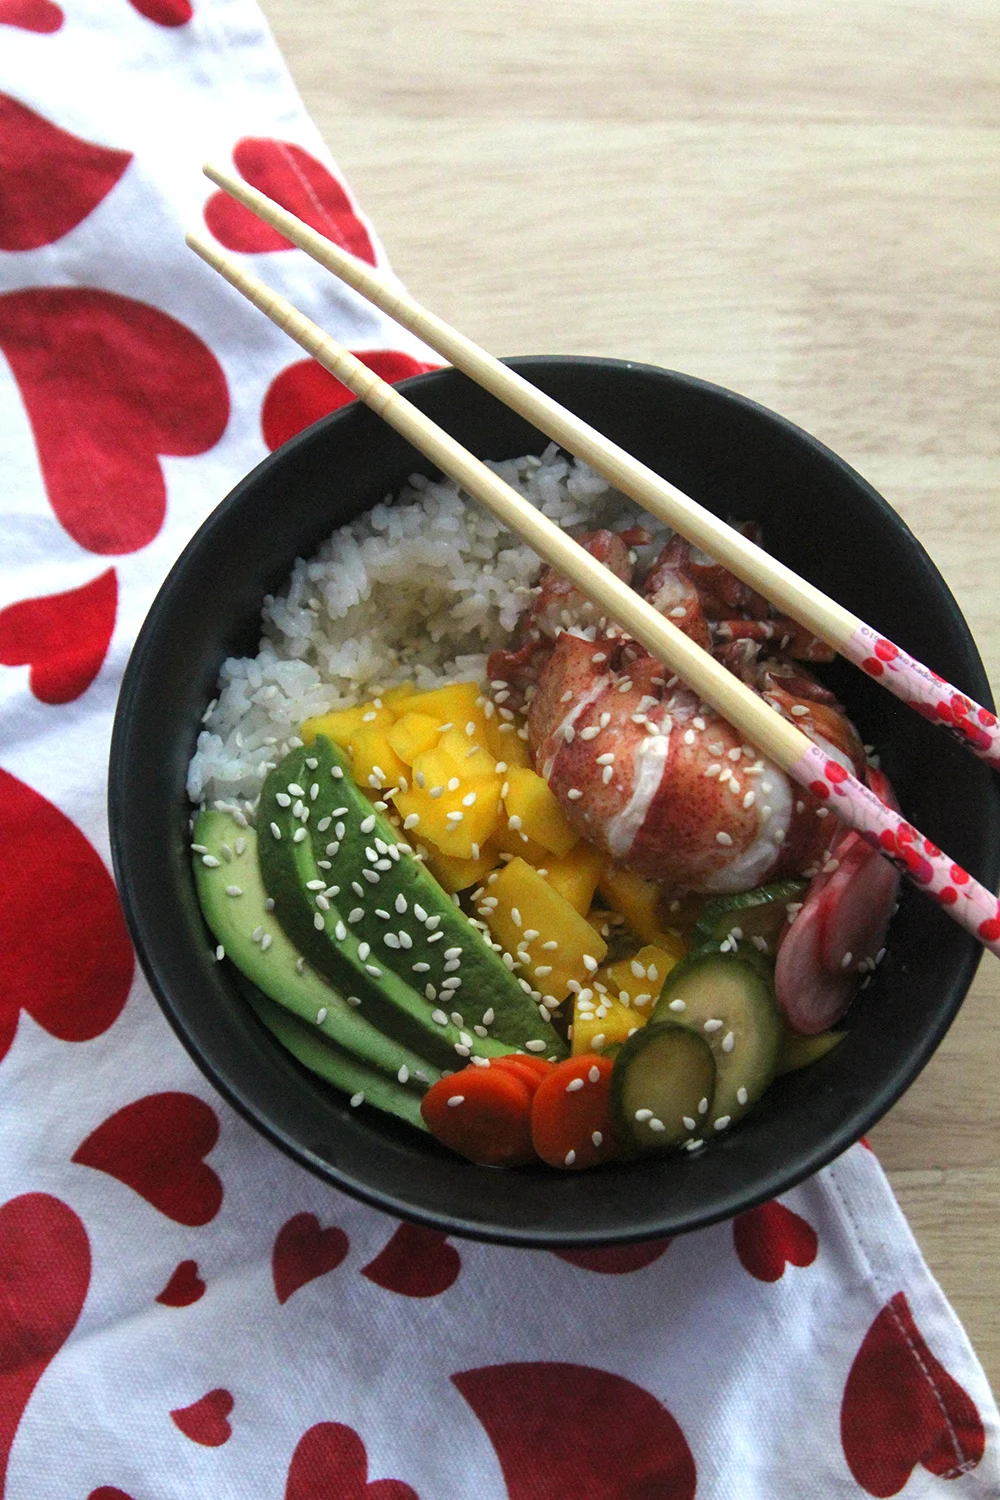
(272, 1213, 349, 1304)
(841, 1291, 985, 1496)
(454, 1363, 697, 1500)
(0, 768, 133, 1064)
(88, 1490, 136, 1500)
(360, 1222, 461, 1298)
(0, 1193, 91, 1495)
(0, 288, 229, 555)
(155, 1260, 205, 1308)
(733, 1200, 819, 1283)
(72, 1093, 223, 1225)
(0, 567, 116, 704)
(261, 353, 437, 451)
(0, 0, 61, 31)
(553, 1239, 673, 1274)
(204, 138, 377, 262)
(285, 1421, 418, 1500)
(127, 0, 192, 24)
(284, 1416, 419, 1500)
(0, 94, 131, 250)
(170, 1389, 233, 1447)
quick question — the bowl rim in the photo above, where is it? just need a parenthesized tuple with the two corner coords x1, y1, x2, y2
(109, 354, 997, 1245)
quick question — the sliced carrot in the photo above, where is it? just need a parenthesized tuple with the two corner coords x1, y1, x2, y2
(420, 1065, 536, 1166)
(490, 1054, 555, 1095)
(530, 1054, 619, 1170)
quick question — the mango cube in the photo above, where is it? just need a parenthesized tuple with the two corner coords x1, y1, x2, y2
(542, 843, 608, 914)
(482, 711, 534, 768)
(348, 722, 409, 794)
(597, 942, 684, 1014)
(422, 837, 500, 895)
(483, 857, 607, 1004)
(388, 712, 442, 765)
(571, 992, 645, 1055)
(502, 767, 578, 857)
(392, 740, 502, 859)
(598, 865, 669, 945)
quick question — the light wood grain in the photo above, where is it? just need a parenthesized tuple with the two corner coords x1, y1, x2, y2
(259, 0, 999, 1387)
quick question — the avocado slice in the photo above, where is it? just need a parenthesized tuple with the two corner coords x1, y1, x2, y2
(241, 982, 429, 1130)
(653, 950, 783, 1133)
(193, 810, 438, 1089)
(257, 742, 560, 1067)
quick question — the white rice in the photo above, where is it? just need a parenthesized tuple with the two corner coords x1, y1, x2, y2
(187, 445, 666, 811)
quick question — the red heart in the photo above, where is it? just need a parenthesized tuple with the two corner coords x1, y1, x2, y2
(360, 1222, 461, 1298)
(0, 288, 228, 555)
(128, 0, 191, 23)
(0, 768, 133, 1064)
(262, 352, 437, 452)
(0, 94, 130, 250)
(273, 1212, 348, 1304)
(0, 0, 62, 30)
(0, 1194, 90, 1493)
(156, 1259, 206, 1308)
(170, 1388, 233, 1447)
(286, 1421, 418, 1500)
(0, 567, 117, 704)
(204, 138, 377, 263)
(842, 1291, 985, 1495)
(72, 1093, 223, 1226)
(553, 1238, 673, 1274)
(733, 1200, 818, 1282)
(453, 1363, 696, 1500)
(89, 1491, 136, 1500)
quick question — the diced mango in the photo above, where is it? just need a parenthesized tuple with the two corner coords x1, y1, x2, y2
(502, 767, 578, 857)
(348, 722, 409, 794)
(392, 742, 502, 859)
(482, 711, 534, 768)
(387, 712, 442, 765)
(571, 991, 645, 1055)
(493, 821, 553, 869)
(399, 680, 484, 729)
(484, 857, 607, 1004)
(422, 838, 500, 894)
(597, 943, 684, 1014)
(437, 727, 497, 781)
(599, 865, 668, 945)
(380, 683, 416, 707)
(302, 705, 368, 749)
(542, 843, 608, 914)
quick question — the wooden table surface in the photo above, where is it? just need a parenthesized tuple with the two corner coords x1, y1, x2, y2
(259, 0, 1000, 1388)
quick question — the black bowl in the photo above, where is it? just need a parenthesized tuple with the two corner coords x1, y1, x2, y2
(109, 357, 1000, 1246)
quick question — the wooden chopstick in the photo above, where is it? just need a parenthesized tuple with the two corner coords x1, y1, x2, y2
(201, 160, 1000, 775)
(185, 231, 1000, 960)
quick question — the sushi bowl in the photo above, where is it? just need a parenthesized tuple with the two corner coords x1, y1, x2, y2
(108, 356, 1000, 1246)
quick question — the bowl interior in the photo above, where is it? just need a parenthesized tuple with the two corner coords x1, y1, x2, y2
(109, 357, 999, 1245)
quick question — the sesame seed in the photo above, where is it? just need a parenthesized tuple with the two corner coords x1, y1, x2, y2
(454, 1043, 471, 1057)
(225, 885, 242, 897)
(567, 788, 583, 800)
(566, 1078, 584, 1093)
(634, 1108, 654, 1122)
(347, 995, 361, 1007)
(714, 1116, 731, 1131)
(350, 1092, 365, 1107)
(334, 920, 347, 941)
(704, 764, 721, 779)
(313, 913, 324, 930)
(743, 791, 756, 808)
(703, 1018, 724, 1033)
(579, 725, 600, 741)
(525, 1039, 546, 1052)
(591, 1033, 606, 1051)
(841, 951, 854, 968)
(722, 1031, 735, 1052)
(201, 854, 221, 868)
(447, 1095, 464, 1107)
(564, 1150, 577, 1166)
(648, 1118, 666, 1132)
(292, 827, 308, 843)
(737, 1086, 749, 1105)
(715, 831, 733, 846)
(583, 954, 598, 972)
(790, 704, 809, 717)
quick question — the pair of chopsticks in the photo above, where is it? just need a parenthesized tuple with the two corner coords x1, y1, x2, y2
(186, 169, 1000, 961)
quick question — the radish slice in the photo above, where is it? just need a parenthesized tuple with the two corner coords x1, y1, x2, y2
(775, 896, 856, 1034)
(818, 835, 899, 975)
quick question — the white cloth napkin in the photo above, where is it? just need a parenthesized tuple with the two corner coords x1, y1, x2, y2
(0, 1, 996, 1494)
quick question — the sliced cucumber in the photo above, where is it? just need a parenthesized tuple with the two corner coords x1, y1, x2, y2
(653, 951, 782, 1132)
(776, 1027, 844, 1077)
(611, 1022, 716, 1151)
(692, 879, 807, 957)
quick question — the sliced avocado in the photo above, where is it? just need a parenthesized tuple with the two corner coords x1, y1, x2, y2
(241, 981, 429, 1130)
(653, 950, 782, 1133)
(257, 742, 557, 1067)
(193, 810, 438, 1088)
(692, 878, 807, 957)
(611, 1022, 716, 1151)
(310, 736, 566, 1058)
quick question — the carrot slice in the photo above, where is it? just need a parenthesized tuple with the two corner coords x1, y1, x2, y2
(530, 1054, 618, 1170)
(421, 1065, 536, 1166)
(491, 1054, 555, 1094)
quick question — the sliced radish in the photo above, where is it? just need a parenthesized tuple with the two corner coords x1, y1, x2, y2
(775, 896, 857, 1034)
(817, 835, 899, 975)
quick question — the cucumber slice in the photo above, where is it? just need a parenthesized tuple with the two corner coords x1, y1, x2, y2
(241, 982, 429, 1130)
(653, 951, 782, 1132)
(692, 879, 807, 957)
(776, 1027, 844, 1077)
(611, 1022, 716, 1151)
